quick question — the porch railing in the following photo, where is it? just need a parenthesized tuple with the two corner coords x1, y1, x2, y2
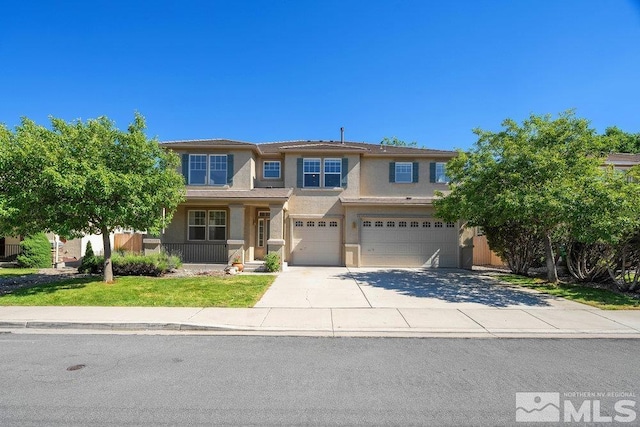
(0, 244, 23, 261)
(162, 243, 228, 264)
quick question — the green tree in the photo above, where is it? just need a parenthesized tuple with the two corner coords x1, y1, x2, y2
(602, 126, 640, 153)
(380, 136, 418, 147)
(16, 233, 52, 268)
(435, 111, 605, 282)
(0, 113, 185, 282)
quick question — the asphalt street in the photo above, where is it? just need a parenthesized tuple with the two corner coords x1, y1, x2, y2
(0, 334, 637, 426)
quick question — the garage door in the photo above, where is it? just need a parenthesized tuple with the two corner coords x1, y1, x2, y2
(361, 218, 458, 267)
(291, 219, 341, 266)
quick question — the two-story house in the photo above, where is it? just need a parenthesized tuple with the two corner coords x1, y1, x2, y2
(160, 139, 474, 269)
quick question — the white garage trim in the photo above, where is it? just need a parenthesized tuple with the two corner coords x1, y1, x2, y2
(360, 217, 458, 267)
(291, 218, 342, 266)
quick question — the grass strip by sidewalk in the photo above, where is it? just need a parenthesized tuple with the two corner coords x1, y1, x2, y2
(0, 275, 276, 308)
(496, 274, 640, 310)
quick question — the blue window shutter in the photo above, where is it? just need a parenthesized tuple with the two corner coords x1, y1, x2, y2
(389, 162, 395, 183)
(341, 158, 348, 188)
(227, 154, 234, 185)
(429, 162, 436, 183)
(297, 158, 303, 187)
(412, 162, 419, 183)
(182, 154, 189, 184)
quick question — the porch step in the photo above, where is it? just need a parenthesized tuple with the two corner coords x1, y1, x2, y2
(242, 262, 266, 273)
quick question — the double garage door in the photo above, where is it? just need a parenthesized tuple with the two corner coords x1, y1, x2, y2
(361, 218, 458, 267)
(291, 219, 341, 266)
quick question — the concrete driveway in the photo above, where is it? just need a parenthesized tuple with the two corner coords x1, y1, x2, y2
(255, 266, 588, 310)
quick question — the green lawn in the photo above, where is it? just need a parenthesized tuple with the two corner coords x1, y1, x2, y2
(496, 274, 640, 310)
(0, 275, 276, 307)
(0, 267, 38, 277)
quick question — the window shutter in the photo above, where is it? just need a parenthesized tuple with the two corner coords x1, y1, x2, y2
(182, 154, 189, 184)
(227, 154, 234, 185)
(341, 158, 348, 189)
(389, 162, 395, 183)
(429, 162, 436, 183)
(412, 162, 419, 183)
(297, 158, 303, 187)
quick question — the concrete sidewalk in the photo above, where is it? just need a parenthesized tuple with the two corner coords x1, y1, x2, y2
(1, 305, 640, 337)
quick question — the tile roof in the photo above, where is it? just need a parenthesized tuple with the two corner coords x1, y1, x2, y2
(258, 140, 455, 156)
(605, 153, 640, 165)
(161, 139, 256, 148)
(186, 188, 293, 200)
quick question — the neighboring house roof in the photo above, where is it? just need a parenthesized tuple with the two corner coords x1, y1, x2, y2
(605, 153, 640, 167)
(186, 188, 293, 201)
(160, 138, 455, 157)
(339, 196, 436, 206)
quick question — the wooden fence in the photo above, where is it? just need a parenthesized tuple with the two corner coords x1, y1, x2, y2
(473, 235, 505, 266)
(114, 233, 143, 254)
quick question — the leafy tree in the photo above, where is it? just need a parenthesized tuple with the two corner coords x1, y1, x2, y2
(602, 126, 640, 153)
(380, 136, 418, 147)
(0, 113, 185, 282)
(435, 111, 605, 282)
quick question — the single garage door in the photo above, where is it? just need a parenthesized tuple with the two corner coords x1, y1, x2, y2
(361, 218, 458, 267)
(291, 219, 341, 265)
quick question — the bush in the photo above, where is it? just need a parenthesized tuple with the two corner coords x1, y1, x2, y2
(17, 233, 51, 268)
(264, 252, 280, 272)
(112, 251, 182, 276)
(78, 241, 101, 274)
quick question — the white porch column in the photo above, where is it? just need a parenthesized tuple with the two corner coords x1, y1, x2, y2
(227, 204, 246, 263)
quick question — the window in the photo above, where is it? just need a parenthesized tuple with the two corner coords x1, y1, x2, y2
(423, 221, 431, 228)
(386, 221, 395, 227)
(303, 159, 321, 187)
(434, 221, 443, 228)
(189, 210, 227, 241)
(395, 162, 413, 183)
(410, 221, 419, 228)
(307, 221, 315, 227)
(295, 220, 303, 227)
(435, 163, 450, 183)
(263, 161, 281, 179)
(363, 221, 372, 227)
(375, 221, 384, 227)
(188, 154, 228, 186)
(208, 211, 227, 240)
(399, 221, 407, 228)
(318, 221, 326, 227)
(189, 155, 207, 185)
(446, 222, 455, 228)
(329, 221, 338, 227)
(324, 159, 342, 187)
(188, 211, 206, 240)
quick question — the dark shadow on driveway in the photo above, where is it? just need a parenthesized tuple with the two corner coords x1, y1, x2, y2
(341, 268, 553, 308)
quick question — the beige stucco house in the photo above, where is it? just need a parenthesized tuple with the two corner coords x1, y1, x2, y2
(160, 139, 474, 269)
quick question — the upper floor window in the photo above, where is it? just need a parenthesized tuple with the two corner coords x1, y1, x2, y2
(433, 162, 450, 183)
(187, 154, 231, 186)
(303, 158, 321, 187)
(395, 162, 413, 183)
(324, 159, 342, 187)
(263, 161, 281, 179)
(300, 158, 344, 188)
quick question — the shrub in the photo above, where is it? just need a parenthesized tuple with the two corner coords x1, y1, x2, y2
(112, 251, 182, 277)
(264, 252, 280, 272)
(78, 241, 102, 274)
(17, 233, 51, 268)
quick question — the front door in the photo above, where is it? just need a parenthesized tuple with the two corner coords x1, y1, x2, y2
(255, 211, 271, 260)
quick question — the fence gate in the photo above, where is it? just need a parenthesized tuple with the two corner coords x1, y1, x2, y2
(114, 233, 143, 254)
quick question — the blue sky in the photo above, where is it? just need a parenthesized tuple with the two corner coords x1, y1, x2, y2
(1, 1, 639, 150)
